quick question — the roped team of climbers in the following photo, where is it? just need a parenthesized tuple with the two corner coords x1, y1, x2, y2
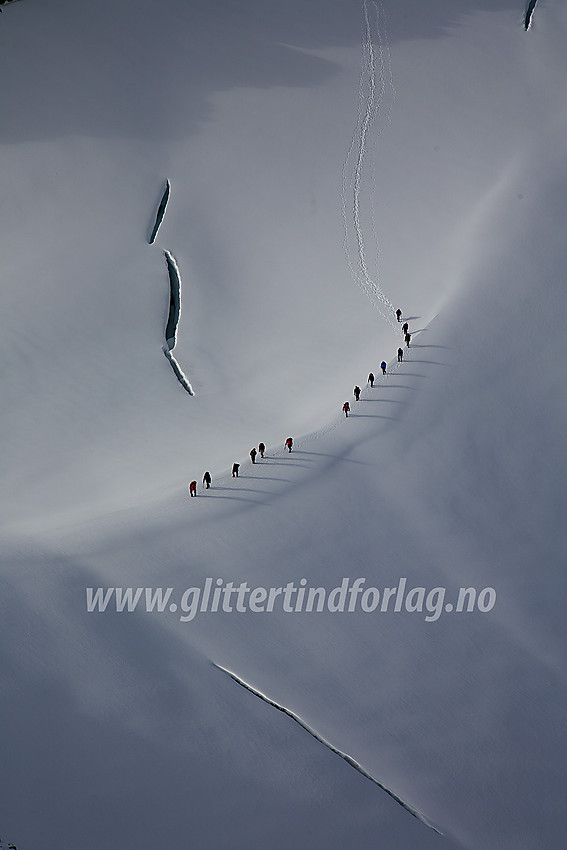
(189, 306, 412, 497)
(189, 440, 288, 496)
(343, 307, 412, 418)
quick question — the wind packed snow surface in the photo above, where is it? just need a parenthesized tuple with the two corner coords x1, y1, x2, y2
(1, 1, 567, 848)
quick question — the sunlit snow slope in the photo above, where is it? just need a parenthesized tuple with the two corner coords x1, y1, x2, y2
(2, 1, 567, 848)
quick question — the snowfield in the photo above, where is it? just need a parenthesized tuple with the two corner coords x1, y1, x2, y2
(1, 1, 567, 848)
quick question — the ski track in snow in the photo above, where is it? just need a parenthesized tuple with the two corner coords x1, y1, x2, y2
(524, 0, 538, 31)
(368, 2, 396, 284)
(342, 0, 396, 328)
(163, 250, 194, 396)
(149, 179, 170, 244)
(214, 662, 442, 835)
(341, 30, 369, 296)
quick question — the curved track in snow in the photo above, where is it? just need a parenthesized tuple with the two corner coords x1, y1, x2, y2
(342, 1, 396, 327)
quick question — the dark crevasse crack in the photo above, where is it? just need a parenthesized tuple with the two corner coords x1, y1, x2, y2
(164, 249, 180, 351)
(524, 0, 538, 30)
(149, 179, 170, 244)
(214, 663, 442, 835)
(163, 250, 194, 396)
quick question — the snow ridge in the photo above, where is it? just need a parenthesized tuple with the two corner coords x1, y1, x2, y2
(149, 179, 170, 244)
(524, 0, 538, 30)
(163, 250, 194, 395)
(214, 662, 442, 835)
(342, 0, 396, 327)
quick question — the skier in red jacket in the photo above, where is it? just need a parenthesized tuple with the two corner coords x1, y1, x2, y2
(285, 437, 293, 453)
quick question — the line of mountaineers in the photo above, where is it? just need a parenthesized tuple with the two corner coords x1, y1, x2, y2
(188, 307, 411, 496)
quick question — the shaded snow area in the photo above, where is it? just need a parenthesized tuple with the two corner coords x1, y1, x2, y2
(2, 1, 567, 848)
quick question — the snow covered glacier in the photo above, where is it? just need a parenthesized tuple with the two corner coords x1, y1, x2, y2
(1, 1, 567, 848)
